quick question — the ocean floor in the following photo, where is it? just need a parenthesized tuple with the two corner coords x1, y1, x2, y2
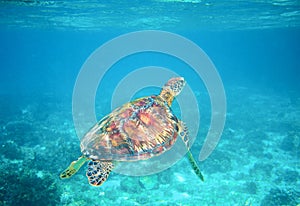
(0, 86, 299, 205)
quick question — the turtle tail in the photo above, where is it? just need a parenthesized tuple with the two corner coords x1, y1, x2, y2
(187, 150, 204, 181)
(60, 156, 89, 179)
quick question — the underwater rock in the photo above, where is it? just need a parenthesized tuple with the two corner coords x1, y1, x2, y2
(202, 150, 232, 174)
(139, 175, 159, 190)
(158, 170, 172, 185)
(261, 188, 299, 206)
(244, 130, 268, 143)
(103, 188, 119, 201)
(0, 164, 61, 205)
(1, 140, 23, 160)
(244, 181, 257, 194)
(60, 192, 74, 205)
(136, 194, 150, 204)
(4, 120, 38, 146)
(33, 135, 80, 173)
(275, 169, 299, 184)
(249, 162, 273, 178)
(264, 152, 273, 160)
(5, 120, 33, 134)
(280, 132, 299, 153)
(120, 176, 142, 193)
(234, 172, 247, 181)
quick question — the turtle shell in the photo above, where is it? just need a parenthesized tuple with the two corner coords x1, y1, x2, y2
(80, 95, 180, 161)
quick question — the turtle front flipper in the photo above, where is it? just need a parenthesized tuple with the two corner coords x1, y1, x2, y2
(178, 121, 204, 181)
(86, 160, 114, 186)
(60, 156, 89, 179)
(187, 150, 204, 181)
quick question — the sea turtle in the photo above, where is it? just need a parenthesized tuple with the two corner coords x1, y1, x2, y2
(60, 77, 204, 186)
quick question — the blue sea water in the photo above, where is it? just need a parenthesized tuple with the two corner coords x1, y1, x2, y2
(0, 1, 299, 205)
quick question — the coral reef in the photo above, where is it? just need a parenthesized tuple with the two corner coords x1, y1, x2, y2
(120, 176, 142, 193)
(202, 150, 232, 174)
(280, 131, 300, 153)
(261, 188, 299, 206)
(0, 87, 299, 205)
(0, 163, 61, 205)
(139, 175, 159, 190)
(244, 181, 257, 195)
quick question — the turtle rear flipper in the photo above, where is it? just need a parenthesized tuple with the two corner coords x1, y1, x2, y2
(178, 121, 204, 181)
(86, 160, 114, 186)
(60, 156, 89, 179)
(187, 150, 204, 181)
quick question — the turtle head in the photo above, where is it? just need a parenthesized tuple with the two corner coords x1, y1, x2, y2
(159, 77, 185, 106)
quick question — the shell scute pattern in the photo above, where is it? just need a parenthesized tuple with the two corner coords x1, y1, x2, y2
(81, 96, 179, 161)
